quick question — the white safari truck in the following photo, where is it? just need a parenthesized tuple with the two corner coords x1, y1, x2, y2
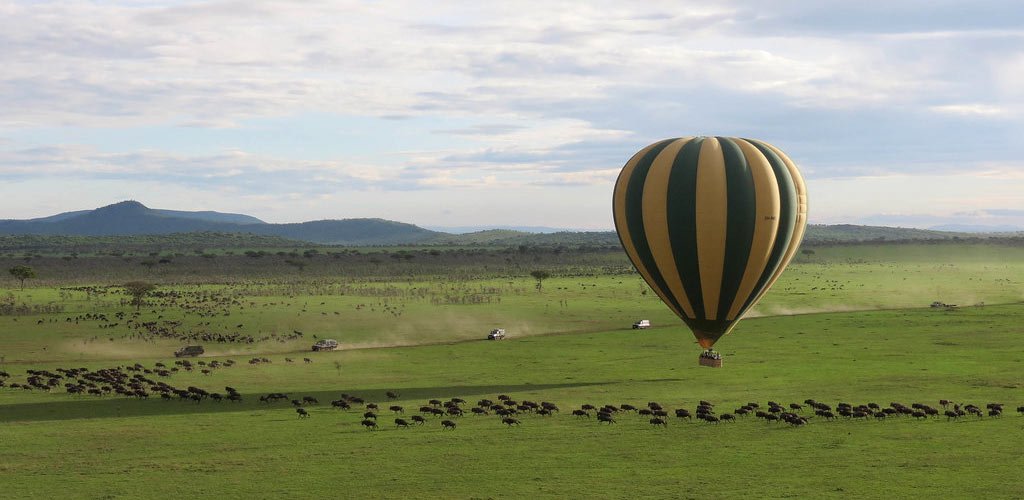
(632, 320, 651, 329)
(312, 339, 339, 351)
(487, 328, 506, 340)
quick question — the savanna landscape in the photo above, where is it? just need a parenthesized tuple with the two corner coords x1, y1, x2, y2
(2, 234, 1022, 499)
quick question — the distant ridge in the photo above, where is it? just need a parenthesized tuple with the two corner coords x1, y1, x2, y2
(0, 201, 440, 245)
(3, 202, 1016, 246)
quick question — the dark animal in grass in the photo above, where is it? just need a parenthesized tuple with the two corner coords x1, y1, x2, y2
(411, 415, 426, 425)
(295, 408, 309, 418)
(395, 418, 410, 428)
(675, 409, 692, 420)
(789, 403, 803, 411)
(502, 417, 521, 427)
(366, 403, 379, 410)
(1017, 406, 1024, 415)
(303, 358, 312, 364)
(988, 409, 1002, 418)
(653, 410, 668, 418)
(620, 404, 637, 412)
(291, 399, 302, 407)
(649, 417, 667, 427)
(363, 411, 377, 420)
(361, 419, 377, 430)
(719, 414, 735, 422)
(386, 391, 399, 399)
(331, 400, 351, 409)
(702, 415, 720, 424)
(572, 409, 589, 418)
(430, 408, 445, 417)
(597, 413, 616, 424)
(441, 420, 457, 430)
(447, 407, 464, 417)
(429, 399, 443, 407)
(471, 407, 488, 416)
(944, 410, 959, 420)
(638, 409, 653, 417)
(389, 405, 403, 414)
(303, 396, 319, 405)
(580, 404, 596, 411)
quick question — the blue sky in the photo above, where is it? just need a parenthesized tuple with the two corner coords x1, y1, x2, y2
(1, 0, 1022, 230)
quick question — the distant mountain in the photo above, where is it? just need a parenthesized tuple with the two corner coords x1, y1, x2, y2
(425, 225, 579, 234)
(0, 201, 440, 245)
(928, 224, 1023, 233)
(4, 202, 1017, 247)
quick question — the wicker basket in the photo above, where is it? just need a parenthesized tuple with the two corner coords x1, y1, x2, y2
(699, 356, 723, 368)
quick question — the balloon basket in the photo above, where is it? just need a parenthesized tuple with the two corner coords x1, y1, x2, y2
(699, 356, 723, 368)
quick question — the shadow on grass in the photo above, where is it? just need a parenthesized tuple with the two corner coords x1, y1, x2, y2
(0, 379, 684, 423)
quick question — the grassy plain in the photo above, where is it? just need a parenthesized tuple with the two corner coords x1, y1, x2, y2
(0, 243, 1022, 499)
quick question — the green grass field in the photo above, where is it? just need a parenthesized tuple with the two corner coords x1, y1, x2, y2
(1, 244, 1023, 499)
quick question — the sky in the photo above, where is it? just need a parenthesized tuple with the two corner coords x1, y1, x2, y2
(1, 0, 1023, 231)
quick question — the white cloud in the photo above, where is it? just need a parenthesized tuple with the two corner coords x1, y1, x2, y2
(0, 1, 1022, 227)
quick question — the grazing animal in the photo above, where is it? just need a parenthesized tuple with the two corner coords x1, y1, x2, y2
(649, 417, 667, 427)
(502, 417, 521, 427)
(303, 396, 319, 405)
(295, 408, 309, 418)
(361, 419, 378, 430)
(441, 420, 457, 430)
(597, 413, 616, 424)
(572, 409, 589, 418)
(395, 418, 410, 428)
(386, 391, 399, 399)
(411, 415, 426, 425)
(389, 405, 404, 414)
(303, 358, 312, 363)
(363, 411, 377, 420)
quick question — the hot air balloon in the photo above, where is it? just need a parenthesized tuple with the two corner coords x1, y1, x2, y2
(612, 136, 807, 365)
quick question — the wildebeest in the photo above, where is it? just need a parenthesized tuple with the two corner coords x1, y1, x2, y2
(649, 417, 667, 427)
(303, 396, 319, 405)
(395, 418, 410, 428)
(295, 408, 309, 418)
(597, 413, 616, 424)
(411, 415, 426, 425)
(361, 419, 378, 430)
(389, 405, 404, 414)
(386, 391, 399, 399)
(441, 420, 457, 430)
(363, 411, 377, 420)
(502, 417, 521, 427)
(572, 409, 589, 418)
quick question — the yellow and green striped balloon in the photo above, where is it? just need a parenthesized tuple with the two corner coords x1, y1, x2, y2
(613, 137, 808, 349)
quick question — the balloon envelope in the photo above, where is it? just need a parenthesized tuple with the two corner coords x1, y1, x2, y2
(613, 137, 807, 348)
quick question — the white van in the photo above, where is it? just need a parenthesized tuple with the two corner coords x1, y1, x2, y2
(632, 320, 651, 329)
(488, 328, 506, 340)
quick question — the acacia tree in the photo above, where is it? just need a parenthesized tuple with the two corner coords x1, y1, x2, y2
(530, 270, 551, 292)
(123, 281, 156, 310)
(8, 265, 36, 290)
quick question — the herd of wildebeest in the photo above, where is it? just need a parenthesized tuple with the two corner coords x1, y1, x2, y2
(2, 356, 1020, 431)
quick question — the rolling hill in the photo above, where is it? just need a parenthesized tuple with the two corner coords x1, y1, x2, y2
(3, 201, 1018, 247)
(0, 201, 440, 245)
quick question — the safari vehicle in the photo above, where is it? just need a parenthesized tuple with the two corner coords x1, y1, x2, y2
(632, 319, 651, 329)
(312, 339, 339, 351)
(487, 328, 506, 340)
(174, 345, 204, 357)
